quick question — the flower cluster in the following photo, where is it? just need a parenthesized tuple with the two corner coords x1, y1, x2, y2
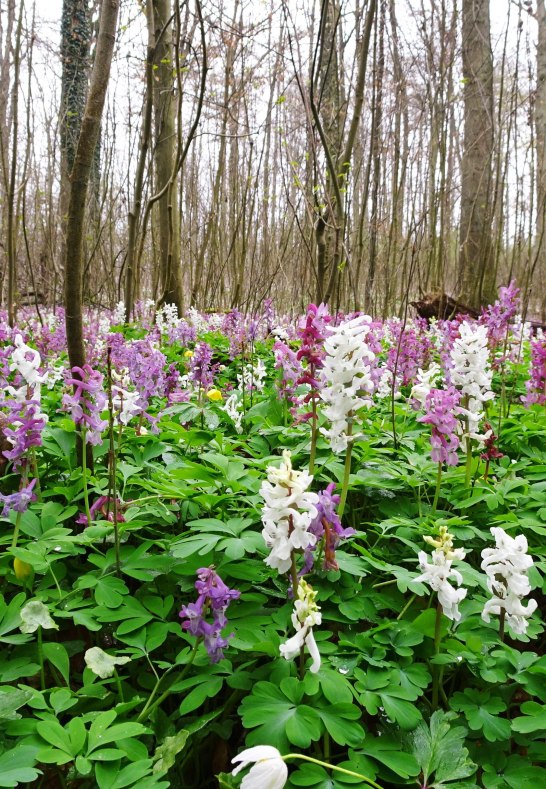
(319, 315, 375, 453)
(2, 399, 48, 467)
(179, 567, 240, 663)
(481, 280, 520, 347)
(450, 322, 494, 445)
(522, 338, 546, 406)
(260, 451, 319, 573)
(63, 365, 108, 445)
(189, 342, 215, 391)
(273, 340, 301, 404)
(416, 527, 467, 621)
(303, 483, 354, 572)
(481, 527, 537, 635)
(418, 387, 461, 466)
(279, 578, 322, 673)
(0, 478, 37, 516)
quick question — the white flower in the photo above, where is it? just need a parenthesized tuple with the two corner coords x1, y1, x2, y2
(481, 527, 537, 635)
(112, 386, 142, 425)
(20, 600, 58, 633)
(411, 363, 442, 408)
(416, 547, 467, 622)
(223, 391, 244, 433)
(280, 578, 322, 673)
(111, 301, 126, 325)
(237, 358, 268, 392)
(9, 334, 43, 394)
(450, 322, 494, 445)
(319, 315, 376, 453)
(260, 451, 318, 573)
(84, 647, 132, 678)
(232, 745, 288, 789)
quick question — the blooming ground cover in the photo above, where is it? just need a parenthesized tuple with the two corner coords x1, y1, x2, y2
(0, 286, 545, 788)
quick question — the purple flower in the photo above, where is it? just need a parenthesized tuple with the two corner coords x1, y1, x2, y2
(2, 400, 47, 467)
(76, 495, 126, 526)
(481, 280, 520, 347)
(418, 387, 461, 466)
(273, 340, 301, 403)
(302, 483, 355, 573)
(189, 342, 215, 390)
(63, 365, 108, 445)
(179, 567, 240, 663)
(0, 478, 37, 516)
(386, 321, 433, 388)
(522, 339, 546, 406)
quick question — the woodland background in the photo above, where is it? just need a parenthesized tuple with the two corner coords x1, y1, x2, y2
(0, 0, 545, 326)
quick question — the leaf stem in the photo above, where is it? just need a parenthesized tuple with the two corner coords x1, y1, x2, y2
(284, 753, 382, 788)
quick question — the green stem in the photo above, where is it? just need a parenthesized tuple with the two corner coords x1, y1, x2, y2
(81, 429, 92, 526)
(11, 511, 23, 550)
(284, 754, 382, 789)
(464, 438, 473, 488)
(499, 609, 506, 643)
(37, 626, 45, 691)
(337, 421, 354, 519)
(137, 642, 199, 723)
(432, 601, 443, 710)
(113, 668, 124, 703)
(396, 593, 416, 621)
(432, 462, 442, 513)
(309, 390, 318, 475)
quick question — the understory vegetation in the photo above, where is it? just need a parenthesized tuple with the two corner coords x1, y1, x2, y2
(0, 287, 545, 788)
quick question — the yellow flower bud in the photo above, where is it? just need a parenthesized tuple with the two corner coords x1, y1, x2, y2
(184, 350, 193, 358)
(206, 389, 223, 402)
(13, 558, 32, 581)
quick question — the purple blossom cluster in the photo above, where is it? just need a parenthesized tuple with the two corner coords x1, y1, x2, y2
(2, 399, 47, 467)
(273, 340, 301, 404)
(179, 567, 240, 663)
(302, 483, 354, 573)
(63, 365, 108, 445)
(522, 338, 546, 406)
(0, 478, 37, 516)
(189, 342, 215, 390)
(386, 321, 432, 387)
(296, 304, 330, 418)
(481, 280, 520, 347)
(418, 387, 461, 466)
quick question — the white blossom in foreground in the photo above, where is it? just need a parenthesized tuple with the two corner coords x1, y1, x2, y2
(481, 527, 537, 635)
(319, 315, 376, 453)
(280, 578, 322, 673)
(260, 451, 318, 573)
(20, 600, 58, 633)
(237, 358, 268, 392)
(84, 647, 132, 678)
(232, 745, 288, 789)
(8, 334, 45, 402)
(450, 322, 494, 445)
(416, 527, 467, 622)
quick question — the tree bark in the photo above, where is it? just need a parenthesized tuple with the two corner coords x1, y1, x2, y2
(458, 0, 495, 309)
(64, 0, 120, 370)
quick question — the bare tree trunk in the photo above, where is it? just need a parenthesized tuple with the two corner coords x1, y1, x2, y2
(64, 0, 120, 370)
(458, 0, 495, 309)
(152, 0, 183, 311)
(534, 0, 546, 312)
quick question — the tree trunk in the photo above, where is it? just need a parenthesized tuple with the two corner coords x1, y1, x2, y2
(64, 0, 120, 370)
(458, 0, 495, 309)
(534, 0, 546, 309)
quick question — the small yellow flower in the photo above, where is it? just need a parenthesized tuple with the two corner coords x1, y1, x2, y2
(206, 389, 223, 402)
(13, 558, 32, 581)
(184, 350, 194, 358)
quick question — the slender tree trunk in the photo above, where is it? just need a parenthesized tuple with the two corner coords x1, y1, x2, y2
(64, 0, 120, 370)
(534, 0, 546, 308)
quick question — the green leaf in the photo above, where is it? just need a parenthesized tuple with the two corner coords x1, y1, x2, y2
(43, 642, 70, 685)
(179, 676, 223, 716)
(512, 701, 546, 733)
(36, 720, 73, 754)
(451, 689, 510, 742)
(0, 745, 41, 787)
(153, 730, 189, 773)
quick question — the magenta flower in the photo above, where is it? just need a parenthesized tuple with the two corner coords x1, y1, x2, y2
(76, 495, 126, 526)
(481, 280, 520, 347)
(189, 342, 215, 390)
(179, 567, 240, 663)
(418, 387, 461, 466)
(63, 365, 108, 445)
(273, 340, 301, 403)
